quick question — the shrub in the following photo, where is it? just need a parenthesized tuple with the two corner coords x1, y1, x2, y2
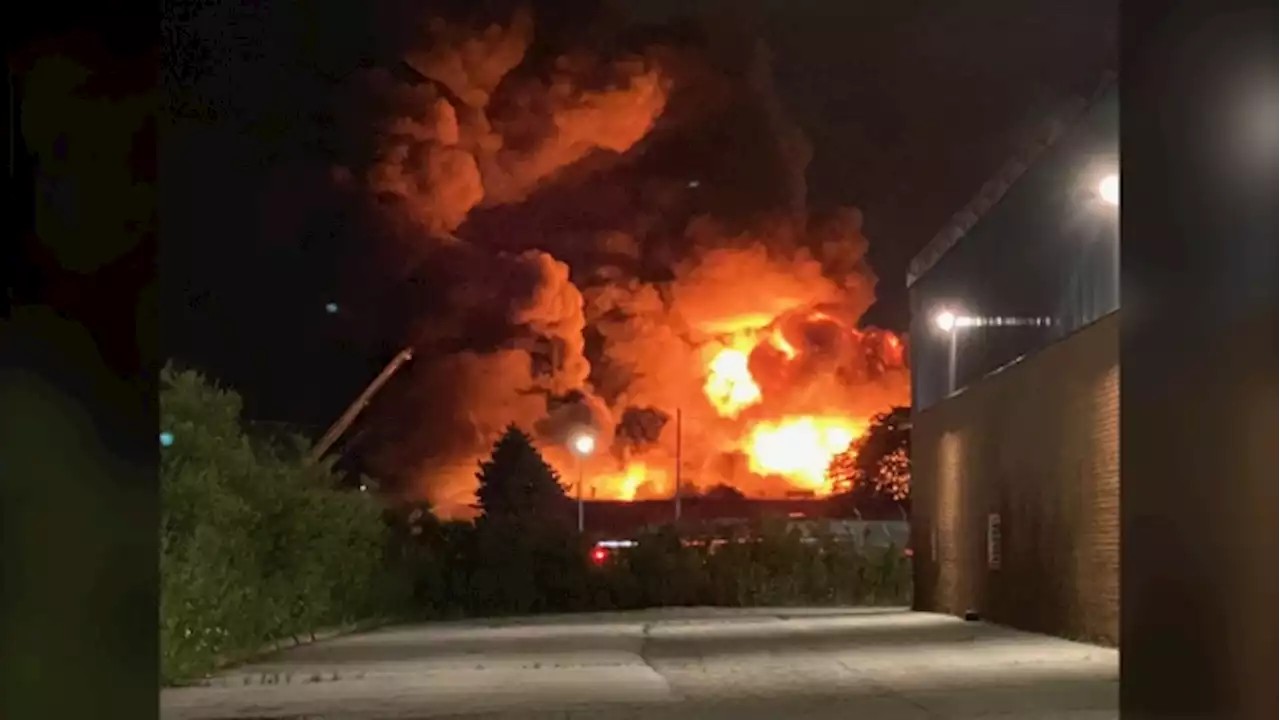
(159, 365, 393, 683)
(392, 516, 913, 620)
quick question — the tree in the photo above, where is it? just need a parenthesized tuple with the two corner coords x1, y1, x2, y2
(159, 364, 392, 682)
(826, 406, 911, 514)
(474, 424, 569, 526)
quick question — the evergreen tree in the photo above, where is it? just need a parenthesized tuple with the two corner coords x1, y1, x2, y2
(474, 424, 569, 526)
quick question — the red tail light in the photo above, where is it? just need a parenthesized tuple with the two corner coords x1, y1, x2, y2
(590, 547, 608, 564)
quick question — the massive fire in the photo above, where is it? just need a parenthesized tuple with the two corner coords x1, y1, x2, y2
(570, 307, 905, 502)
(354, 7, 914, 515)
(701, 313, 882, 496)
(747, 416, 866, 493)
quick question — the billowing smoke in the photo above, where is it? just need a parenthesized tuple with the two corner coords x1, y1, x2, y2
(348, 5, 670, 238)
(335, 4, 908, 515)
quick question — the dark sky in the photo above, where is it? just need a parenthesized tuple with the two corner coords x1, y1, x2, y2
(155, 0, 1116, 429)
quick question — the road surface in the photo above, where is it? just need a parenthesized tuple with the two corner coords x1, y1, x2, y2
(162, 607, 1118, 719)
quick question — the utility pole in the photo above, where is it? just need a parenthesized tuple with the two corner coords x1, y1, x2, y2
(569, 432, 595, 534)
(308, 347, 415, 465)
(674, 408, 683, 523)
(577, 455, 585, 533)
(946, 328, 957, 395)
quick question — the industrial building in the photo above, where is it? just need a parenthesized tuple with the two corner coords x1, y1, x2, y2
(907, 81, 1119, 644)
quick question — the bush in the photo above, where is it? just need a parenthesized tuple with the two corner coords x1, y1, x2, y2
(394, 518, 912, 620)
(159, 365, 394, 683)
(616, 523, 913, 609)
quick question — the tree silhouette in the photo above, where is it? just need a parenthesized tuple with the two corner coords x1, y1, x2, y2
(474, 424, 569, 526)
(827, 406, 911, 516)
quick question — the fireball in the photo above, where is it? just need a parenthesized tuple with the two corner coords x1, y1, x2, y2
(746, 416, 867, 493)
(572, 303, 905, 502)
(704, 345, 763, 417)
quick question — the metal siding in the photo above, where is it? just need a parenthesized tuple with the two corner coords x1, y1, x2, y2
(911, 88, 1119, 411)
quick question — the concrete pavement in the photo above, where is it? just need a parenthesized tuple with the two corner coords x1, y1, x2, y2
(161, 607, 1118, 719)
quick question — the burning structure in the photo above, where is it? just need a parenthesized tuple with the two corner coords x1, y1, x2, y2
(323, 4, 909, 515)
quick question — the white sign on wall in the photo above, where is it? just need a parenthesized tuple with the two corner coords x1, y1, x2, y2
(986, 513, 1002, 570)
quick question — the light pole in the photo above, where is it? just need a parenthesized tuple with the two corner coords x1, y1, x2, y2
(934, 310, 959, 394)
(570, 432, 596, 533)
(674, 408, 683, 523)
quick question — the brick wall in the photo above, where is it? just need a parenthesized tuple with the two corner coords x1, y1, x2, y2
(911, 312, 1119, 645)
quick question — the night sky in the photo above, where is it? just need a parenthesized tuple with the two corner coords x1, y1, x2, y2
(159, 0, 1116, 435)
(747, 0, 1117, 329)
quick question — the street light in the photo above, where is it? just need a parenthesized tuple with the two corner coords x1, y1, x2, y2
(572, 433, 595, 456)
(1098, 173, 1119, 207)
(934, 310, 957, 333)
(569, 431, 596, 533)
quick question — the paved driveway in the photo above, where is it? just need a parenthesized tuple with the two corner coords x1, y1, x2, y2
(161, 608, 1117, 719)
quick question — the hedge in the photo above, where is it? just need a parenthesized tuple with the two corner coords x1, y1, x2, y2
(159, 365, 393, 683)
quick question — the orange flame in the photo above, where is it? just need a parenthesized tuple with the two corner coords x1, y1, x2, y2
(571, 309, 901, 503)
(697, 315, 877, 497)
(589, 462, 669, 501)
(703, 338, 763, 417)
(746, 416, 867, 493)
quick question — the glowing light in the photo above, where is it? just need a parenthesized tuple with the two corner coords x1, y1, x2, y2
(1098, 173, 1119, 206)
(325, 302, 339, 314)
(934, 310, 957, 333)
(159, 431, 174, 447)
(590, 547, 608, 564)
(704, 346, 762, 417)
(746, 416, 867, 493)
(571, 433, 596, 457)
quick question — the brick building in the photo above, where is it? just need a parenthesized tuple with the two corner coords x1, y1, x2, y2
(907, 81, 1119, 645)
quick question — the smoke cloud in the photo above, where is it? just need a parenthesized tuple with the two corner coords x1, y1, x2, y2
(350, 5, 670, 240)
(334, 4, 908, 514)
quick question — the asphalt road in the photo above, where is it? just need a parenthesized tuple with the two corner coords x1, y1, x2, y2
(161, 608, 1118, 720)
